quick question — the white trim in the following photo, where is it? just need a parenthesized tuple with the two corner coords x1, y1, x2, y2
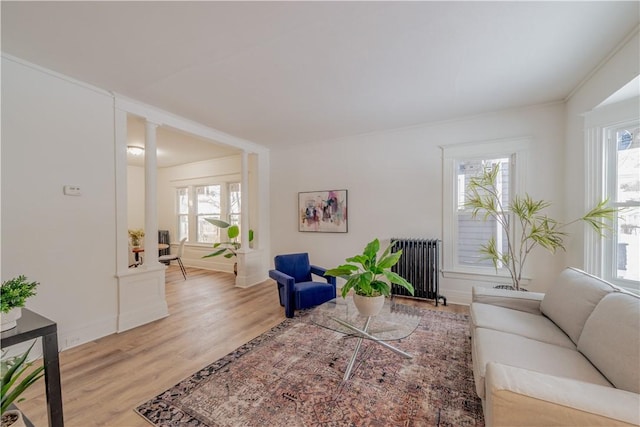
(584, 125, 604, 276)
(114, 108, 130, 275)
(1, 53, 112, 97)
(114, 94, 267, 154)
(441, 136, 530, 159)
(442, 269, 531, 286)
(437, 289, 472, 306)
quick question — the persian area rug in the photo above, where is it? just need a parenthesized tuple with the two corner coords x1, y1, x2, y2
(135, 309, 484, 427)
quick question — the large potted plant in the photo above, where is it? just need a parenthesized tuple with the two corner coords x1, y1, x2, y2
(325, 238, 414, 316)
(1, 276, 38, 332)
(466, 164, 616, 290)
(1, 341, 45, 427)
(202, 219, 254, 275)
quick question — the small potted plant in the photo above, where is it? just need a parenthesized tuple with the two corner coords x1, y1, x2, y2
(325, 238, 414, 316)
(1, 276, 38, 332)
(1, 341, 45, 427)
(202, 219, 254, 275)
(128, 229, 145, 248)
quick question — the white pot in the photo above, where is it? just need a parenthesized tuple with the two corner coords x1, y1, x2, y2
(1, 307, 22, 332)
(1, 409, 27, 427)
(353, 294, 385, 317)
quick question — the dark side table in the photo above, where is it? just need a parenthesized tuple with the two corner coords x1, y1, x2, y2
(1, 308, 64, 427)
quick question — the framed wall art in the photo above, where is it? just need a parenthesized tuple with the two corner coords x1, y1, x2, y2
(298, 190, 348, 233)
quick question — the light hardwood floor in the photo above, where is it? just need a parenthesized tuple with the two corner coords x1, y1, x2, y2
(17, 266, 468, 426)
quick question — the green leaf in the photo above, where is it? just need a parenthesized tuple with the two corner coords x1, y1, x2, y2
(580, 199, 617, 236)
(363, 239, 380, 260)
(383, 271, 414, 295)
(227, 225, 240, 239)
(202, 248, 228, 258)
(325, 265, 358, 277)
(370, 280, 391, 296)
(204, 218, 231, 228)
(1, 340, 44, 413)
(378, 250, 402, 269)
(345, 255, 368, 267)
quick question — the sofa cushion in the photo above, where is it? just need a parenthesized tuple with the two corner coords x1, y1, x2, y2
(472, 328, 612, 399)
(540, 268, 617, 344)
(578, 292, 640, 394)
(471, 303, 575, 348)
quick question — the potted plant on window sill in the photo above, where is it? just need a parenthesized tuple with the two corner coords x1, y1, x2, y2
(202, 219, 254, 275)
(466, 164, 616, 291)
(1, 276, 38, 332)
(325, 238, 414, 317)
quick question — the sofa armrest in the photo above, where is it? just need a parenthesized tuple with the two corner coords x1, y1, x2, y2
(310, 265, 337, 286)
(485, 362, 640, 427)
(472, 286, 544, 315)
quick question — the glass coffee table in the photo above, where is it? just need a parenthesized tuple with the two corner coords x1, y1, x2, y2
(307, 296, 423, 381)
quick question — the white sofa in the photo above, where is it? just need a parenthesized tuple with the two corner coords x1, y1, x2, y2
(470, 267, 640, 427)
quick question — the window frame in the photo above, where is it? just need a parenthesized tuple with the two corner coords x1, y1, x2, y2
(175, 181, 242, 246)
(176, 186, 190, 243)
(441, 137, 530, 282)
(585, 98, 639, 292)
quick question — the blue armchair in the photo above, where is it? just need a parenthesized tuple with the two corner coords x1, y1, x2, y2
(269, 253, 337, 318)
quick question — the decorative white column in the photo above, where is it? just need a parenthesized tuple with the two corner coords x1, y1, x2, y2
(236, 150, 262, 288)
(115, 109, 168, 332)
(143, 120, 161, 267)
(240, 150, 250, 247)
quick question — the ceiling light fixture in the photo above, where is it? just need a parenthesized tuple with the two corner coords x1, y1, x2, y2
(127, 146, 145, 156)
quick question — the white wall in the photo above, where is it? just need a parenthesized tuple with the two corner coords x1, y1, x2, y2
(564, 30, 640, 268)
(1, 56, 118, 349)
(270, 102, 567, 304)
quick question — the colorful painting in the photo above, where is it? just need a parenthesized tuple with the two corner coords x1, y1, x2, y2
(298, 190, 348, 233)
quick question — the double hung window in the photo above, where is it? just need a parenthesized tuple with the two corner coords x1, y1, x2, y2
(603, 121, 639, 286)
(442, 138, 528, 278)
(585, 97, 639, 292)
(196, 185, 221, 244)
(175, 182, 242, 244)
(456, 157, 511, 268)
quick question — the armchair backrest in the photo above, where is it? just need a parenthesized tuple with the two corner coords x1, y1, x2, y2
(274, 253, 312, 283)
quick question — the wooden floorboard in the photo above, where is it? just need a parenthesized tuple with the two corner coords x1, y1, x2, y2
(15, 266, 468, 426)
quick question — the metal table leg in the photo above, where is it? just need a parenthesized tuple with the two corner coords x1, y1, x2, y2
(332, 316, 412, 381)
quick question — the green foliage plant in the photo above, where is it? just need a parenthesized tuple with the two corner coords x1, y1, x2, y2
(1, 341, 45, 414)
(202, 219, 254, 259)
(325, 238, 415, 298)
(0, 276, 38, 314)
(466, 164, 616, 290)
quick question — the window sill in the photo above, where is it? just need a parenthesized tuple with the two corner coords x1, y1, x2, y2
(442, 269, 531, 286)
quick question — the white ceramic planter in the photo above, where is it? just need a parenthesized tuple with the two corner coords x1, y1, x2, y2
(353, 294, 385, 317)
(1, 307, 22, 332)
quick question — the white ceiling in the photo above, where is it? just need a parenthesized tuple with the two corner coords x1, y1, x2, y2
(126, 116, 240, 167)
(2, 1, 639, 153)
